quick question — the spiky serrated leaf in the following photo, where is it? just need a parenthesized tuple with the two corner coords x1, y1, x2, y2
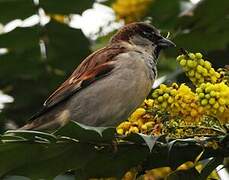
(5, 130, 57, 143)
(166, 167, 201, 180)
(54, 121, 115, 142)
(0, 121, 228, 179)
(0, 135, 26, 142)
(124, 133, 159, 152)
(200, 156, 224, 179)
(167, 139, 202, 169)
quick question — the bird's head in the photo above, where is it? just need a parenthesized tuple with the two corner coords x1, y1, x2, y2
(110, 22, 175, 58)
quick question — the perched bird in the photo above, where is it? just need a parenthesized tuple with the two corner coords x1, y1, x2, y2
(21, 22, 175, 131)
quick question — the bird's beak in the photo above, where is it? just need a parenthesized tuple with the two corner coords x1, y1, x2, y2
(157, 37, 176, 48)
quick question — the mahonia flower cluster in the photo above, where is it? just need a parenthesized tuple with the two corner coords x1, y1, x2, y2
(176, 52, 220, 85)
(116, 99, 163, 136)
(152, 83, 177, 111)
(117, 51, 228, 138)
(152, 83, 205, 123)
(112, 0, 153, 23)
(196, 82, 229, 115)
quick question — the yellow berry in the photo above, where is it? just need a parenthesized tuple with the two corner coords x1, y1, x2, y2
(195, 52, 203, 59)
(187, 60, 194, 68)
(180, 59, 187, 66)
(201, 99, 208, 105)
(204, 61, 211, 70)
(177, 55, 184, 61)
(158, 96, 164, 102)
(209, 98, 216, 105)
(117, 128, 124, 135)
(219, 106, 225, 113)
(188, 70, 195, 77)
(145, 122, 154, 129)
(191, 109, 198, 117)
(163, 93, 170, 99)
(141, 124, 148, 131)
(129, 126, 139, 133)
(170, 89, 177, 96)
(168, 97, 174, 103)
(145, 99, 154, 107)
(188, 53, 195, 59)
(205, 94, 211, 99)
(196, 88, 203, 93)
(213, 102, 219, 109)
(218, 98, 225, 105)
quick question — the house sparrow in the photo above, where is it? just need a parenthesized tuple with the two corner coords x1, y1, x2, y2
(21, 22, 175, 131)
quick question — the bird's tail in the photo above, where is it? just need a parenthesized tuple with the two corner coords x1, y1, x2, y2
(19, 116, 61, 131)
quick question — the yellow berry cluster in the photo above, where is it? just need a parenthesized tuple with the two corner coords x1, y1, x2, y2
(177, 53, 220, 85)
(112, 0, 153, 23)
(116, 99, 163, 136)
(152, 83, 204, 123)
(196, 82, 229, 115)
(172, 84, 205, 121)
(152, 83, 177, 111)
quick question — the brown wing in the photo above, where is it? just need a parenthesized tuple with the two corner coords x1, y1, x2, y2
(29, 45, 126, 120)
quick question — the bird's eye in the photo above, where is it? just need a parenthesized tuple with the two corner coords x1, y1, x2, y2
(142, 31, 149, 36)
(142, 31, 160, 42)
(142, 31, 153, 39)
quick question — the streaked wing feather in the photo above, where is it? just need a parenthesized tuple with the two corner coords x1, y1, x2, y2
(29, 45, 126, 120)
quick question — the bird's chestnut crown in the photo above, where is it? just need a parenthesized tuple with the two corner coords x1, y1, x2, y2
(110, 22, 175, 49)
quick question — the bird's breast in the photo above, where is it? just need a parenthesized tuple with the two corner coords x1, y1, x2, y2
(65, 51, 155, 126)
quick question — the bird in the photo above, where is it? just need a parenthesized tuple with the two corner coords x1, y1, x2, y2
(20, 22, 175, 131)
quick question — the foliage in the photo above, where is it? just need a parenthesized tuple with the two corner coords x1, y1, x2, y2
(0, 1, 92, 130)
(0, 121, 228, 179)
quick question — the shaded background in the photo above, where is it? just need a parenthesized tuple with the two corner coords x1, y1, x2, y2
(0, 0, 229, 133)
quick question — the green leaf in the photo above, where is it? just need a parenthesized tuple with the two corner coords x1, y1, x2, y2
(200, 156, 224, 179)
(167, 139, 202, 169)
(0, 46, 42, 79)
(177, 0, 229, 30)
(55, 121, 115, 142)
(6, 142, 95, 179)
(0, 0, 35, 24)
(82, 143, 149, 179)
(147, 0, 182, 29)
(166, 167, 201, 180)
(0, 20, 91, 125)
(0, 127, 228, 179)
(0, 26, 40, 50)
(5, 130, 57, 143)
(174, 0, 229, 51)
(100, 0, 115, 6)
(124, 133, 159, 152)
(44, 20, 91, 72)
(0, 135, 26, 142)
(39, 0, 94, 15)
